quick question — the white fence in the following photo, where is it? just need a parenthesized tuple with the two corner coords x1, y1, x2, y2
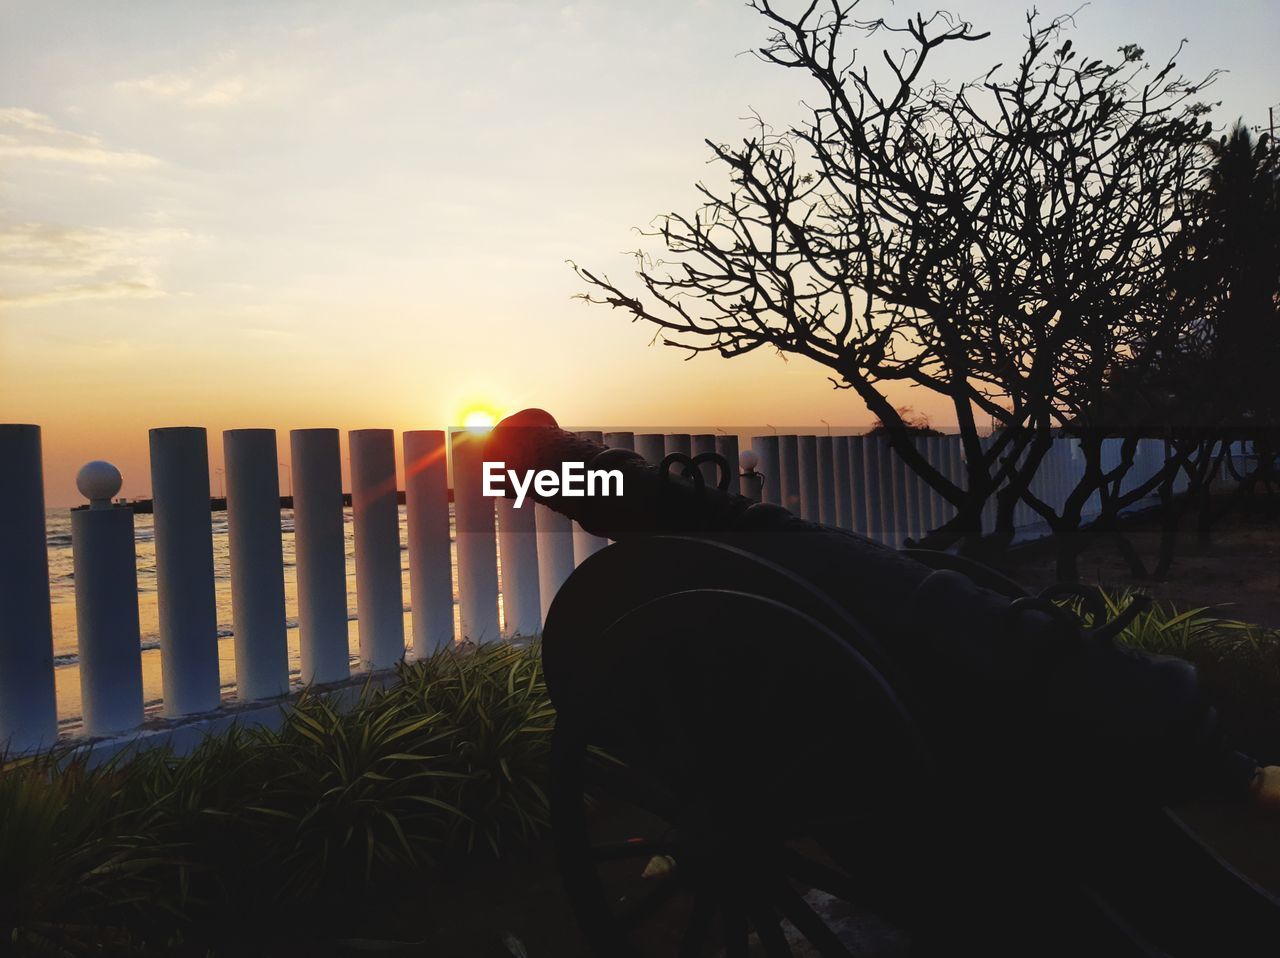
(0, 423, 1236, 755)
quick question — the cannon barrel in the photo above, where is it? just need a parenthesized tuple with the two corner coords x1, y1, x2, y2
(485, 408, 939, 641)
(485, 408, 762, 539)
(487, 409, 1255, 809)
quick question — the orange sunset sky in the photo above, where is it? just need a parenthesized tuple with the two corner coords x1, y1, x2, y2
(3, 0, 1277, 505)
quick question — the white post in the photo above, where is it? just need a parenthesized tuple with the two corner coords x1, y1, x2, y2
(906, 440, 926, 537)
(982, 435, 999, 533)
(816, 435, 837, 526)
(223, 429, 289, 700)
(664, 433, 692, 460)
(738, 449, 763, 502)
(925, 437, 946, 533)
(450, 429, 500, 643)
(536, 504, 576, 624)
(950, 435, 966, 524)
(876, 437, 898, 546)
(497, 496, 541, 638)
(72, 461, 144, 735)
(572, 431, 609, 564)
(290, 428, 350, 684)
(778, 435, 801, 515)
(797, 435, 819, 521)
(149, 427, 220, 716)
(832, 436, 851, 529)
(692, 434, 717, 487)
(404, 430, 455, 656)
(602, 432, 635, 543)
(715, 435, 741, 494)
(751, 436, 781, 506)
(349, 429, 405, 669)
(927, 437, 949, 526)
(847, 436, 868, 536)
(0, 424, 58, 752)
(858, 436, 881, 542)
(635, 434, 665, 466)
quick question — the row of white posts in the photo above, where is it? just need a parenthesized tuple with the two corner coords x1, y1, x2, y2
(1, 423, 1188, 754)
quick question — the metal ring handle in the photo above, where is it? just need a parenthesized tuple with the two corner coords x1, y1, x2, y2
(658, 453, 705, 494)
(690, 451, 733, 493)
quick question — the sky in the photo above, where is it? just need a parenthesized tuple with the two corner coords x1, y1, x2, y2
(2, 0, 1277, 505)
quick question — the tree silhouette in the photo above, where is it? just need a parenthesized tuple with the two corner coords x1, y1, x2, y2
(574, 1, 1216, 562)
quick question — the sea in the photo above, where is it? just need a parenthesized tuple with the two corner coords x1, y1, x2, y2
(44, 506, 463, 726)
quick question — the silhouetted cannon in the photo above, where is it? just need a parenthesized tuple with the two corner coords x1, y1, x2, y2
(487, 410, 1280, 957)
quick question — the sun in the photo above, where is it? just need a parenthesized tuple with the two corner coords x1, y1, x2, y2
(461, 407, 498, 430)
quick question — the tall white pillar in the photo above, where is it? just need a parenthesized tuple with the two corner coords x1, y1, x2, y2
(716, 435, 741, 495)
(906, 440, 926, 537)
(450, 429, 500, 644)
(860, 438, 880, 543)
(224, 429, 288, 700)
(875, 437, 898, 546)
(944, 436, 964, 528)
(602, 433, 635, 544)
(925, 436, 947, 527)
(290, 428, 350, 685)
(921, 438, 942, 535)
(797, 435, 820, 521)
(404, 430, 455, 656)
(498, 496, 541, 638)
(72, 461, 144, 736)
(692, 434, 718, 487)
(664, 433, 692, 460)
(752, 436, 781, 506)
(858, 436, 880, 542)
(0, 425, 58, 752)
(738, 449, 764, 502)
(832, 436, 852, 529)
(349, 429, 405, 669)
(572, 431, 609, 564)
(933, 438, 952, 532)
(848, 437, 868, 535)
(778, 435, 801, 515)
(981, 435, 999, 532)
(536, 504, 576, 624)
(816, 435, 837, 526)
(149, 427, 220, 716)
(889, 445, 914, 546)
(635, 434, 665, 466)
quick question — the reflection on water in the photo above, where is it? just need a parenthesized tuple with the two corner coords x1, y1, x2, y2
(45, 507, 465, 724)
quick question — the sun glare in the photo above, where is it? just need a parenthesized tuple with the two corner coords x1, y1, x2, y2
(462, 408, 498, 430)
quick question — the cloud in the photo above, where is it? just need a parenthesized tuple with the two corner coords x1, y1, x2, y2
(0, 281, 164, 308)
(0, 108, 160, 168)
(0, 222, 191, 310)
(114, 52, 259, 107)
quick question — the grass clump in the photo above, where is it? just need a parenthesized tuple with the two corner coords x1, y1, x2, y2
(0, 640, 554, 955)
(1076, 590, 1280, 764)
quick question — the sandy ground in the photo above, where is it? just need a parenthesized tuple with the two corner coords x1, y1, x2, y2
(995, 495, 1280, 629)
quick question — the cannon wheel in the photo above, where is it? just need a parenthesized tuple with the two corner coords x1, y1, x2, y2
(549, 587, 927, 957)
(543, 536, 911, 721)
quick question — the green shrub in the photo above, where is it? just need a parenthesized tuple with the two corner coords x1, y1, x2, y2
(1074, 590, 1280, 763)
(0, 640, 554, 953)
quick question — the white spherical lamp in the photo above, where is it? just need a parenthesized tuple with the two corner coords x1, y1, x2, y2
(739, 449, 760, 473)
(77, 460, 123, 509)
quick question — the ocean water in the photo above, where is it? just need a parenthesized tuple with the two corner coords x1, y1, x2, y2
(44, 507, 464, 725)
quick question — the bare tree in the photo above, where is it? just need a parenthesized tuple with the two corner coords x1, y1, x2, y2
(574, 0, 1216, 567)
